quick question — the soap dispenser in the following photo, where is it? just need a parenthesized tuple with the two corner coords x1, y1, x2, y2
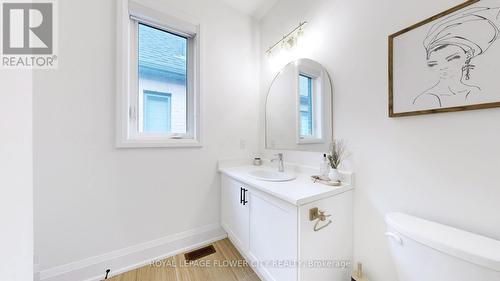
(320, 154, 330, 178)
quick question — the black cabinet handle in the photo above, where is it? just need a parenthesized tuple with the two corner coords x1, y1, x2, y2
(243, 189, 248, 205)
(240, 187, 244, 205)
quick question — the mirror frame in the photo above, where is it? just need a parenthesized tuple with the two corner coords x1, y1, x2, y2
(264, 58, 334, 151)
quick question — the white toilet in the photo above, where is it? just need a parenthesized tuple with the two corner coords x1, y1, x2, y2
(385, 213, 500, 281)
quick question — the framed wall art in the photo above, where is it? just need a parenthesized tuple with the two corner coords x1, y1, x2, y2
(389, 0, 500, 117)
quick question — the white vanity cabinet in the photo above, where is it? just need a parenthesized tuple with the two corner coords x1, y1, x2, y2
(221, 176, 250, 252)
(247, 189, 298, 281)
(220, 173, 353, 281)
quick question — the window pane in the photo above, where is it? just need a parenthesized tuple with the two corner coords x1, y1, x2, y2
(138, 23, 187, 134)
(144, 91, 171, 133)
(299, 74, 313, 136)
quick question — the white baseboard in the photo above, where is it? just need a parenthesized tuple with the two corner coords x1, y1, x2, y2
(38, 223, 227, 281)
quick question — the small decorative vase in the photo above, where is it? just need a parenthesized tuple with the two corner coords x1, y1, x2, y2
(328, 168, 340, 182)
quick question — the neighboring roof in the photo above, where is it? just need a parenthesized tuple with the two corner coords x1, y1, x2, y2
(138, 23, 187, 82)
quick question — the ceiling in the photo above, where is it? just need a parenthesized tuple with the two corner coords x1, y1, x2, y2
(220, 0, 279, 19)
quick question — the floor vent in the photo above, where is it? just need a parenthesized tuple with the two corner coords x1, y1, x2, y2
(184, 245, 216, 261)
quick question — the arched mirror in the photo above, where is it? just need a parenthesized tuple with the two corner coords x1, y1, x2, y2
(265, 58, 333, 151)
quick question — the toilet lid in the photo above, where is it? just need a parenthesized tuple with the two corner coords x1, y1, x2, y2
(386, 212, 500, 272)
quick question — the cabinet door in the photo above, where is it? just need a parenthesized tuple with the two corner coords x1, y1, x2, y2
(299, 191, 353, 281)
(248, 192, 297, 281)
(221, 175, 250, 252)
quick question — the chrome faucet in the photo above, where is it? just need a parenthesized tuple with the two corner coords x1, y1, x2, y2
(271, 153, 284, 172)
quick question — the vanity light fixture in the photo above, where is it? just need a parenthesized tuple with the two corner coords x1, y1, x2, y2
(266, 21, 308, 57)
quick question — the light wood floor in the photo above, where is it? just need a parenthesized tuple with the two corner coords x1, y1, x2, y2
(108, 239, 260, 281)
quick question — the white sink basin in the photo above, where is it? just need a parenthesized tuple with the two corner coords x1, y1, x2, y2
(248, 170, 297, 182)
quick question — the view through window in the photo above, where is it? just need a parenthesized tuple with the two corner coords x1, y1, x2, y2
(299, 74, 313, 137)
(138, 23, 188, 134)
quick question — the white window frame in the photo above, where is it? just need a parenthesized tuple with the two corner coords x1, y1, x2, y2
(295, 60, 326, 145)
(116, 0, 202, 148)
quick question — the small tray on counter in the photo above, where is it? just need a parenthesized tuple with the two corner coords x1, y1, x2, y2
(311, 175, 342, 186)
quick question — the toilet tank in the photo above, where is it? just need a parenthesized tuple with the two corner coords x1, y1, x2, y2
(385, 213, 500, 281)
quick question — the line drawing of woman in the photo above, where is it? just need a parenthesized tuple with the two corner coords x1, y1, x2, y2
(413, 6, 500, 108)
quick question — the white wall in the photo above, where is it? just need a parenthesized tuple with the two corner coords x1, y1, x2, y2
(34, 0, 259, 271)
(259, 0, 500, 280)
(0, 70, 33, 280)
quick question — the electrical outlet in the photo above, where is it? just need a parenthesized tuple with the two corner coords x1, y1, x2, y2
(240, 139, 246, 149)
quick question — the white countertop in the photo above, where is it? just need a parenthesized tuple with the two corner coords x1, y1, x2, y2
(218, 163, 354, 206)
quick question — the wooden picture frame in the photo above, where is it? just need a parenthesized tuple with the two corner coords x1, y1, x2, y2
(388, 0, 500, 117)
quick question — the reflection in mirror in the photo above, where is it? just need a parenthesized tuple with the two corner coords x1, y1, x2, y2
(265, 59, 332, 152)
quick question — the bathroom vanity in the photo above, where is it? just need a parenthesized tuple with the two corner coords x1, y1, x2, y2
(219, 57, 352, 281)
(219, 164, 354, 281)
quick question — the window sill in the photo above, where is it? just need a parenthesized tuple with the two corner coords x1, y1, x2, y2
(116, 138, 202, 148)
(297, 138, 325, 145)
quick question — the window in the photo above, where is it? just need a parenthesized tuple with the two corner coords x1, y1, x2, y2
(296, 60, 325, 144)
(299, 74, 313, 137)
(143, 91, 172, 133)
(117, 0, 201, 147)
(138, 24, 186, 135)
